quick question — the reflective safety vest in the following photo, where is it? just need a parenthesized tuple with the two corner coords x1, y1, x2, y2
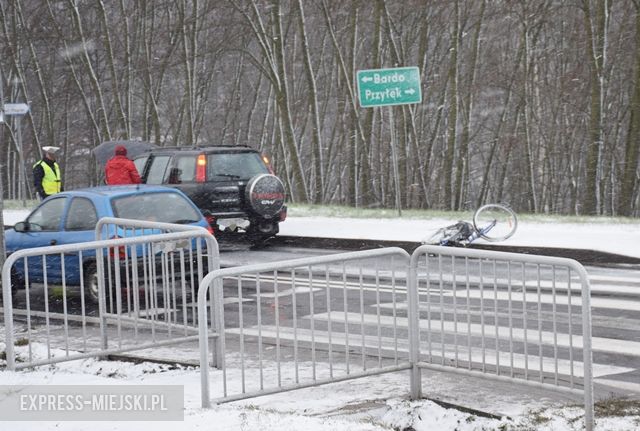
(34, 160, 62, 195)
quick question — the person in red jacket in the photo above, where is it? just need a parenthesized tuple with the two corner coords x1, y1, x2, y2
(105, 145, 142, 185)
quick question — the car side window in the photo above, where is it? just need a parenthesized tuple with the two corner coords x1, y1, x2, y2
(168, 156, 196, 184)
(27, 197, 67, 231)
(146, 155, 171, 184)
(133, 156, 148, 179)
(65, 198, 98, 231)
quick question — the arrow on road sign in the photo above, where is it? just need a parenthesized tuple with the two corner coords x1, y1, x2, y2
(361, 76, 373, 83)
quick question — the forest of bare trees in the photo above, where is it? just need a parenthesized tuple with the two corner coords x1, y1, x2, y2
(1, 0, 639, 216)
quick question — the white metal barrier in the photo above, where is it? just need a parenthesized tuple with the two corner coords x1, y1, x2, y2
(197, 245, 594, 430)
(3, 232, 594, 430)
(197, 248, 412, 406)
(409, 245, 594, 430)
(2, 218, 218, 370)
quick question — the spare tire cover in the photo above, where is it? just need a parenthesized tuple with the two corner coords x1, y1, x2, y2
(245, 174, 286, 217)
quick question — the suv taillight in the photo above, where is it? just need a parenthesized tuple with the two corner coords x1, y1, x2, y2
(262, 154, 275, 175)
(196, 154, 207, 182)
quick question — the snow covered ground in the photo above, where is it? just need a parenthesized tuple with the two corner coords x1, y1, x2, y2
(279, 214, 640, 259)
(1, 342, 638, 431)
(2, 207, 640, 429)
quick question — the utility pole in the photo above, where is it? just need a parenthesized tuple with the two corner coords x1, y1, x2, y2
(3, 79, 30, 207)
(13, 78, 27, 207)
(0, 67, 7, 267)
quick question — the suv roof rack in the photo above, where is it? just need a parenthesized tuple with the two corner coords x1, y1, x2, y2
(152, 145, 254, 151)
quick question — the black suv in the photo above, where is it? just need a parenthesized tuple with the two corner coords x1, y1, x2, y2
(133, 146, 286, 244)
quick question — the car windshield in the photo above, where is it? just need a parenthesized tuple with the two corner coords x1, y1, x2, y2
(111, 192, 202, 224)
(207, 152, 269, 180)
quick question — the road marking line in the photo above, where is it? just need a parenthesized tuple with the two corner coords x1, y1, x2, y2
(588, 274, 640, 285)
(417, 273, 640, 297)
(184, 297, 253, 307)
(594, 378, 640, 394)
(311, 311, 640, 358)
(232, 272, 639, 298)
(254, 286, 323, 298)
(226, 325, 632, 379)
(441, 289, 640, 312)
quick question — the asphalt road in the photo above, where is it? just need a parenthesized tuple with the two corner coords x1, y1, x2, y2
(4, 240, 639, 405)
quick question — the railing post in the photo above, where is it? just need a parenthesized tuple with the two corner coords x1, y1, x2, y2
(2, 255, 16, 370)
(198, 274, 214, 408)
(202, 236, 223, 369)
(96, 247, 108, 352)
(408, 253, 422, 399)
(578, 269, 594, 431)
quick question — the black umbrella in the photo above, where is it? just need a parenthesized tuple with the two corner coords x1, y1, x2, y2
(92, 140, 157, 166)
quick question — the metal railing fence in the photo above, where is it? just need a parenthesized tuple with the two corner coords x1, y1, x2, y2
(198, 247, 412, 407)
(408, 245, 593, 430)
(3, 233, 595, 430)
(196, 244, 594, 430)
(2, 218, 218, 370)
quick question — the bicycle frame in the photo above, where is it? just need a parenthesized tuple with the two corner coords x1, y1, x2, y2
(430, 219, 497, 247)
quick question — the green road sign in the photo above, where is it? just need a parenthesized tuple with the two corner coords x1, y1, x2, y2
(357, 67, 422, 108)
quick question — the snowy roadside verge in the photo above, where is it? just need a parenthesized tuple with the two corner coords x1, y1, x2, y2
(1, 341, 638, 431)
(5, 208, 640, 259)
(279, 216, 640, 259)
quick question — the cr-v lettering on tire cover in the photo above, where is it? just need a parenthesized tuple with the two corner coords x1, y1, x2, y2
(245, 174, 286, 217)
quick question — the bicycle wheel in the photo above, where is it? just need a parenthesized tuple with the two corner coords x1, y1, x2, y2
(473, 203, 518, 242)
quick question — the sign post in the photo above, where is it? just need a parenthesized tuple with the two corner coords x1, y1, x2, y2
(3, 101, 30, 207)
(356, 67, 422, 215)
(0, 69, 6, 267)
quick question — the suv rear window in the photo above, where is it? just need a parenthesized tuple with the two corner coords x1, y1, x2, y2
(207, 152, 269, 180)
(111, 192, 202, 224)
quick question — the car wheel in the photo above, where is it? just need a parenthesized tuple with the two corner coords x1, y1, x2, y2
(84, 262, 101, 304)
(84, 262, 129, 307)
(245, 174, 286, 217)
(10, 266, 25, 294)
(247, 220, 279, 247)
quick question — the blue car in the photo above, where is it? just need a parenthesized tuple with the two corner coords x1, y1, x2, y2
(5, 185, 212, 303)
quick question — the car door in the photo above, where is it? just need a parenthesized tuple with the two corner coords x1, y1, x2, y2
(11, 196, 69, 283)
(60, 197, 100, 284)
(144, 155, 171, 185)
(133, 155, 148, 179)
(164, 154, 197, 198)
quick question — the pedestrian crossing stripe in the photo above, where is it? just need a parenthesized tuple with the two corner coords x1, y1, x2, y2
(440, 289, 640, 312)
(231, 272, 640, 299)
(310, 311, 640, 358)
(225, 325, 632, 379)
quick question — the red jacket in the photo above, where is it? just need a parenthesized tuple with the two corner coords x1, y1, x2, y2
(105, 155, 142, 185)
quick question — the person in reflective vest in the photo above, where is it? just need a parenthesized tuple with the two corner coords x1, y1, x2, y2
(33, 146, 63, 200)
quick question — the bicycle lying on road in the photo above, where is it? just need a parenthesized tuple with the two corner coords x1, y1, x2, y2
(423, 203, 518, 247)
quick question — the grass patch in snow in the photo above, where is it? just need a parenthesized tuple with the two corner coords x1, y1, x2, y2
(287, 204, 474, 220)
(594, 396, 640, 418)
(14, 338, 29, 347)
